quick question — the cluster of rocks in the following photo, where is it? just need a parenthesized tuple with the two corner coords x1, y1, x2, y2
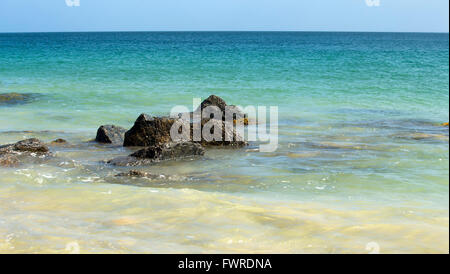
(0, 95, 249, 169)
(96, 95, 249, 167)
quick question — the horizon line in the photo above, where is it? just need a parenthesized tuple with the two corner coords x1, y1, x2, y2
(0, 30, 449, 34)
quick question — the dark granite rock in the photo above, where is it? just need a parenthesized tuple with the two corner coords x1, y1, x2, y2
(106, 156, 150, 167)
(123, 114, 189, 147)
(196, 95, 246, 121)
(192, 119, 248, 148)
(197, 95, 228, 114)
(108, 142, 205, 166)
(131, 141, 205, 159)
(96, 125, 127, 145)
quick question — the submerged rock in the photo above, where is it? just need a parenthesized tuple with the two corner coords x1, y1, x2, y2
(0, 138, 49, 154)
(50, 138, 68, 145)
(115, 170, 151, 177)
(131, 141, 205, 159)
(123, 114, 186, 147)
(0, 154, 19, 167)
(96, 125, 127, 145)
(0, 138, 51, 167)
(0, 93, 36, 105)
(108, 142, 205, 166)
(405, 133, 448, 141)
(13, 138, 49, 153)
(115, 170, 169, 180)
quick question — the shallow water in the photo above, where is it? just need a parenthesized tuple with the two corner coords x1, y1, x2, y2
(0, 32, 448, 253)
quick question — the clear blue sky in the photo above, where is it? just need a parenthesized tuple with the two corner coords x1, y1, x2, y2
(0, 0, 448, 33)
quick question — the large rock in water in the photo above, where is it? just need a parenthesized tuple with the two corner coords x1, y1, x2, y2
(108, 142, 205, 166)
(196, 95, 246, 121)
(123, 114, 186, 147)
(0, 138, 51, 167)
(96, 125, 127, 145)
(197, 95, 228, 114)
(124, 112, 247, 148)
(192, 118, 247, 147)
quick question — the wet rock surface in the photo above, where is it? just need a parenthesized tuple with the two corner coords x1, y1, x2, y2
(0, 138, 52, 167)
(115, 170, 178, 180)
(108, 142, 205, 166)
(115, 170, 152, 177)
(197, 95, 246, 120)
(197, 94, 228, 114)
(50, 138, 68, 145)
(12, 138, 49, 153)
(96, 125, 127, 145)
(193, 119, 248, 148)
(123, 114, 186, 147)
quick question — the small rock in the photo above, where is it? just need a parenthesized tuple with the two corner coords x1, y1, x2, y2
(114, 170, 164, 179)
(13, 138, 49, 153)
(0, 138, 51, 167)
(50, 138, 68, 145)
(115, 170, 151, 177)
(96, 125, 127, 145)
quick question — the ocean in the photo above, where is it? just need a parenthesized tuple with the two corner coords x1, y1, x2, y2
(0, 32, 448, 253)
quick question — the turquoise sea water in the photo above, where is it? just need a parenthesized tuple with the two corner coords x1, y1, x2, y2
(0, 32, 448, 253)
